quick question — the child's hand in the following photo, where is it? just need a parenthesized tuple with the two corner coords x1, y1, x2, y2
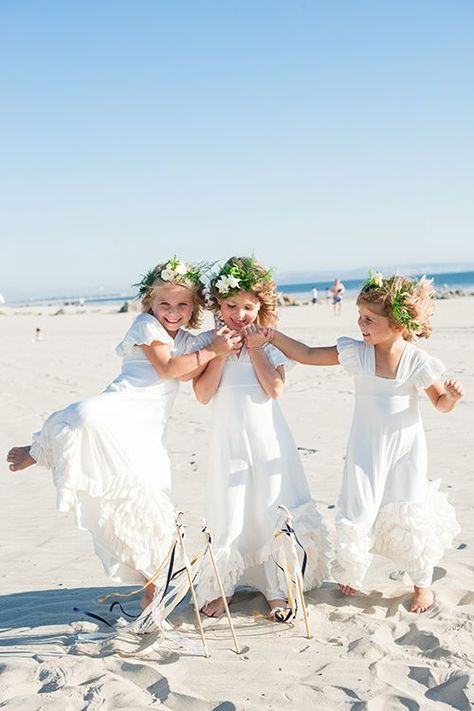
(243, 324, 267, 349)
(444, 379, 464, 402)
(211, 327, 241, 356)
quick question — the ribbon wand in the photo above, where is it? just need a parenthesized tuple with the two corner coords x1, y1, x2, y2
(202, 521, 241, 654)
(278, 505, 312, 639)
(175, 513, 209, 658)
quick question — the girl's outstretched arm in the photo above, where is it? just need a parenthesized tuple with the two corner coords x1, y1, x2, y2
(193, 356, 227, 404)
(425, 379, 464, 413)
(142, 327, 241, 380)
(269, 329, 339, 366)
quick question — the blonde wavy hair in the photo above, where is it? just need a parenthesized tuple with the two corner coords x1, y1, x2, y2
(357, 274, 434, 341)
(140, 263, 206, 329)
(208, 256, 279, 327)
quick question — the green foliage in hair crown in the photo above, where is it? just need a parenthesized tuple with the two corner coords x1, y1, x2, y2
(134, 257, 205, 300)
(361, 270, 419, 333)
(390, 288, 419, 333)
(211, 257, 273, 297)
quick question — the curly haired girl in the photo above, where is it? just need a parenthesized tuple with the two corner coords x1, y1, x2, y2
(192, 256, 330, 619)
(264, 272, 462, 613)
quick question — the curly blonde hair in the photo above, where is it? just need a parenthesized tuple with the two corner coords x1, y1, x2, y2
(208, 256, 279, 327)
(140, 263, 206, 329)
(357, 274, 434, 341)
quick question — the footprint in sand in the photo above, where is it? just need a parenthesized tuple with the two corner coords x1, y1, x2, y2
(409, 667, 471, 711)
(425, 674, 470, 710)
(395, 624, 452, 661)
(457, 591, 474, 606)
(394, 623, 440, 651)
(347, 636, 385, 662)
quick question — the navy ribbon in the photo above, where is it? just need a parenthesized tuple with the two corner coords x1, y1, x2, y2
(73, 606, 115, 628)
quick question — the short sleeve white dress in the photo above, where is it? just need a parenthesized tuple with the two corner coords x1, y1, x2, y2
(333, 336, 460, 589)
(30, 313, 197, 583)
(193, 331, 331, 607)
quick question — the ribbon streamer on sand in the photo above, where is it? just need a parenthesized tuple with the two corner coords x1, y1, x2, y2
(77, 519, 208, 653)
(274, 505, 312, 639)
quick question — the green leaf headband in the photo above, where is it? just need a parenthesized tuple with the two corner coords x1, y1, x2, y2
(134, 257, 205, 300)
(390, 288, 420, 332)
(361, 270, 420, 333)
(211, 257, 274, 297)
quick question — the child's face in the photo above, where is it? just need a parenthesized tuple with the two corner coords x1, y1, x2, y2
(219, 291, 261, 332)
(357, 303, 401, 344)
(150, 284, 194, 335)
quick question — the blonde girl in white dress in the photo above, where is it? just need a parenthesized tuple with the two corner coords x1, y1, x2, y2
(264, 273, 462, 613)
(192, 257, 330, 619)
(7, 258, 240, 608)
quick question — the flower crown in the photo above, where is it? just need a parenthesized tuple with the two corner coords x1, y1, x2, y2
(210, 257, 274, 297)
(361, 270, 420, 333)
(134, 257, 205, 300)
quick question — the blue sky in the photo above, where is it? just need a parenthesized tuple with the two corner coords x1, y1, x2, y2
(1, 0, 473, 297)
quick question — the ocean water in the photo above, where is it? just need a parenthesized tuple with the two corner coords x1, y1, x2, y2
(7, 270, 474, 307)
(278, 270, 474, 300)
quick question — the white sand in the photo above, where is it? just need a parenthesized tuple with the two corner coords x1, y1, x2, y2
(1, 298, 473, 710)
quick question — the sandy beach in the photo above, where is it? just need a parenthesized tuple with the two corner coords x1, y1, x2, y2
(1, 297, 473, 710)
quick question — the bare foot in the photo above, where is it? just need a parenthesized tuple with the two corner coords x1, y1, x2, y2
(411, 586, 434, 613)
(267, 597, 287, 612)
(7, 446, 36, 472)
(267, 597, 292, 622)
(338, 583, 357, 596)
(201, 596, 230, 618)
(139, 583, 156, 611)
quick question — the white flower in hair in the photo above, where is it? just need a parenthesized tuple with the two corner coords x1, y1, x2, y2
(161, 268, 175, 281)
(173, 260, 188, 276)
(373, 272, 383, 287)
(227, 274, 241, 289)
(216, 275, 231, 294)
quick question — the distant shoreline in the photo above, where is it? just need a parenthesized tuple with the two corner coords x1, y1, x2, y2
(3, 269, 474, 308)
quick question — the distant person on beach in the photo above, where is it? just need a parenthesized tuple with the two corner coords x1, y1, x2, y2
(311, 287, 318, 305)
(34, 327, 43, 342)
(192, 256, 330, 620)
(329, 278, 345, 315)
(7, 258, 239, 609)
(259, 271, 462, 613)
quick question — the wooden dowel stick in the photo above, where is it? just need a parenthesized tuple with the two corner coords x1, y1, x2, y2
(203, 525, 241, 654)
(296, 569, 312, 639)
(176, 518, 209, 658)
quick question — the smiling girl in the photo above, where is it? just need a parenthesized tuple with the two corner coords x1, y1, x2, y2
(264, 272, 462, 613)
(7, 258, 239, 608)
(192, 256, 330, 620)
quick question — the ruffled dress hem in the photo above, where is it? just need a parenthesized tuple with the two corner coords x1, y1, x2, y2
(332, 479, 460, 588)
(196, 500, 332, 606)
(31, 422, 176, 583)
